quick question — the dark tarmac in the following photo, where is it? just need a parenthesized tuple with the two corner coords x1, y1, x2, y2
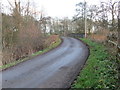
(1, 37, 89, 88)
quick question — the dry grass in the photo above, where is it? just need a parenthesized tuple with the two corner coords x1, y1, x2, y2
(45, 35, 59, 46)
(88, 29, 109, 42)
(88, 34, 107, 42)
(2, 35, 60, 66)
(0, 36, 61, 70)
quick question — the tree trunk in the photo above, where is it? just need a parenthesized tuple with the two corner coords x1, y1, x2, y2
(118, 1, 120, 60)
(0, 3, 3, 66)
(112, 5, 115, 30)
(118, 1, 120, 46)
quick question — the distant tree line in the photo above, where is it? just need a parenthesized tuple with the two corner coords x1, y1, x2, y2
(73, 0, 118, 34)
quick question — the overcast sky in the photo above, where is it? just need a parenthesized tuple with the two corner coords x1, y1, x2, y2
(1, 0, 118, 19)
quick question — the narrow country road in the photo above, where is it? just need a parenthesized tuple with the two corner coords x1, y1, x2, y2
(1, 37, 89, 88)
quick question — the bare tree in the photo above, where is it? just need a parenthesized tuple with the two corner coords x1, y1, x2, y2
(98, 2, 109, 29)
(73, 1, 89, 35)
(101, 0, 118, 30)
(2, 0, 45, 65)
(39, 14, 47, 36)
(26, 0, 30, 16)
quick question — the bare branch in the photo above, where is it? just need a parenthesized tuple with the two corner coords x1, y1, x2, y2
(7, 0, 14, 8)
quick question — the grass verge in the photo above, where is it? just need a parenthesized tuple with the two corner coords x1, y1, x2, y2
(71, 38, 119, 89)
(0, 38, 62, 70)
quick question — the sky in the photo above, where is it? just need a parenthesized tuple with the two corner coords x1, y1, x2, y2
(33, 0, 101, 18)
(1, 0, 118, 19)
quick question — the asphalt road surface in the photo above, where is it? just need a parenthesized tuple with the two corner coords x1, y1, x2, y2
(1, 37, 89, 88)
